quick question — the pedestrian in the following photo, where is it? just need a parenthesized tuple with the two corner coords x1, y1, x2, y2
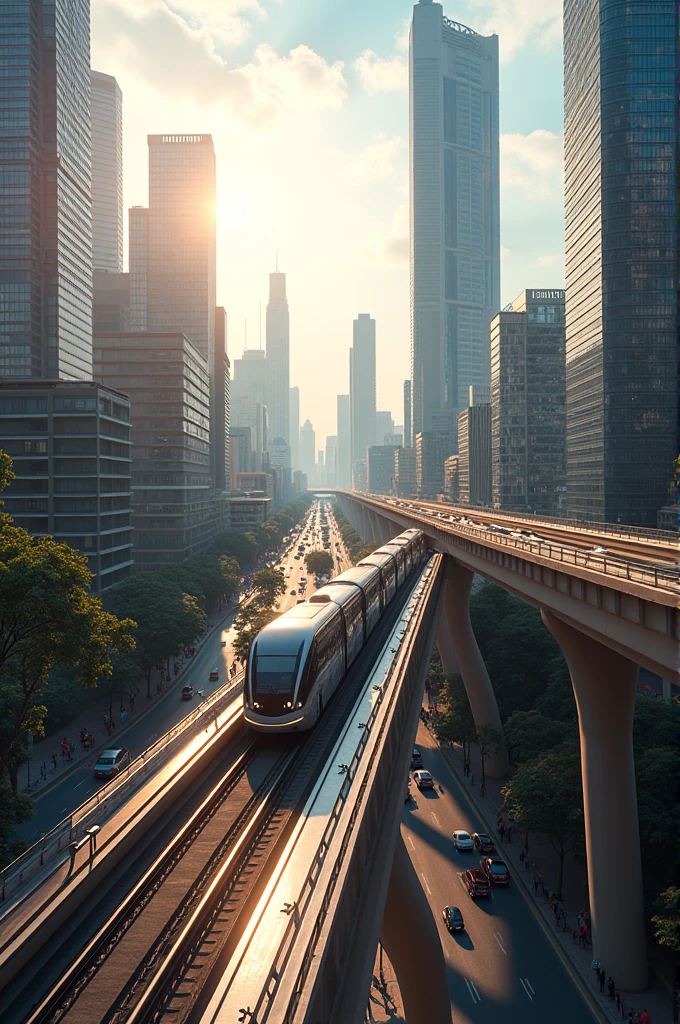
(607, 977, 615, 999)
(579, 925, 588, 947)
(51, 752, 57, 771)
(120, 708, 126, 724)
(638, 1011, 650, 1024)
(615, 992, 621, 1011)
(533, 874, 539, 894)
(470, 774, 474, 787)
(519, 849, 525, 866)
(499, 824, 506, 842)
(598, 968, 606, 992)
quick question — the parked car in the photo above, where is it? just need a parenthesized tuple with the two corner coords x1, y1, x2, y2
(465, 869, 491, 899)
(209, 668, 219, 681)
(442, 906, 465, 932)
(480, 857, 510, 885)
(93, 747, 131, 780)
(413, 770, 434, 790)
(411, 746, 423, 769)
(452, 830, 474, 852)
(181, 684, 194, 700)
(472, 832, 495, 853)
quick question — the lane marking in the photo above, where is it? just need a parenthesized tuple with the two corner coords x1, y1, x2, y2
(493, 931, 507, 955)
(519, 977, 534, 1001)
(431, 811, 440, 827)
(465, 979, 481, 1003)
(421, 873, 432, 895)
(407, 835, 416, 852)
(74, 779, 87, 789)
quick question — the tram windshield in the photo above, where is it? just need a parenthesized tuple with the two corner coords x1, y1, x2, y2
(253, 655, 298, 695)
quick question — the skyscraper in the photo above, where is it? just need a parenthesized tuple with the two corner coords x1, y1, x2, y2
(214, 306, 231, 492)
(376, 411, 395, 446)
(337, 394, 351, 488)
(403, 380, 412, 449)
(350, 313, 376, 485)
(90, 71, 123, 272)
(289, 386, 300, 469)
(0, 0, 92, 379)
(300, 419, 316, 485)
(409, 1, 500, 446)
(564, 0, 677, 525)
(129, 207, 149, 331)
(231, 349, 268, 471)
(266, 266, 290, 446)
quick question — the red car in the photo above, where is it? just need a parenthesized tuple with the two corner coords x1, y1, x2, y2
(465, 869, 490, 899)
(480, 857, 510, 885)
(181, 685, 194, 700)
(472, 832, 495, 853)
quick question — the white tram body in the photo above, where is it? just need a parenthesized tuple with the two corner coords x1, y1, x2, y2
(244, 529, 427, 732)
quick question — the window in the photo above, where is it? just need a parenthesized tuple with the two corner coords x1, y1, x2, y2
(53, 396, 97, 412)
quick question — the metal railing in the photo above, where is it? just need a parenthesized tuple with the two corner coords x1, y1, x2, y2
(0, 671, 245, 906)
(355, 497, 679, 594)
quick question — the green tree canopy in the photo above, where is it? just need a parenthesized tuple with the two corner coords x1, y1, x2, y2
(504, 709, 574, 765)
(652, 887, 680, 953)
(232, 606, 279, 664)
(435, 673, 476, 763)
(502, 743, 583, 899)
(305, 550, 334, 576)
(250, 568, 286, 609)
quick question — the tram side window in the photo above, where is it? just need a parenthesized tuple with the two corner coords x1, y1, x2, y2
(364, 574, 379, 611)
(299, 616, 344, 703)
(345, 591, 363, 638)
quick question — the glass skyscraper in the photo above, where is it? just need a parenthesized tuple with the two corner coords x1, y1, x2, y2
(266, 267, 290, 446)
(564, 0, 677, 525)
(0, 0, 92, 380)
(90, 71, 123, 272)
(409, 0, 500, 447)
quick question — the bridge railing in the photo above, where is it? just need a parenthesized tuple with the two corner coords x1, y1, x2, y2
(0, 672, 245, 905)
(352, 496, 679, 593)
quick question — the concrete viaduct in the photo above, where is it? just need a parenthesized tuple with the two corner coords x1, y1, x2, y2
(334, 490, 679, 992)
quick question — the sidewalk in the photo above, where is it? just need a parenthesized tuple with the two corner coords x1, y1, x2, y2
(433, 727, 670, 1024)
(17, 603, 236, 799)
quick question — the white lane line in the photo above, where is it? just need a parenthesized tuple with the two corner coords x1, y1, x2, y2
(519, 977, 534, 1001)
(421, 873, 432, 895)
(407, 835, 416, 852)
(61, 806, 67, 813)
(431, 812, 440, 827)
(493, 931, 507, 955)
(465, 979, 481, 1003)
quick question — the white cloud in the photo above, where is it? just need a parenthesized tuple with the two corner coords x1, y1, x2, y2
(92, 0, 347, 125)
(353, 49, 407, 93)
(478, 0, 562, 62)
(500, 129, 563, 201)
(537, 253, 563, 267)
(169, 0, 265, 47)
(500, 245, 511, 261)
(349, 134, 403, 182)
(382, 203, 409, 265)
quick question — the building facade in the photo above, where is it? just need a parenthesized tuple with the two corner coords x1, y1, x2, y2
(325, 435, 338, 486)
(214, 306, 231, 492)
(409, 1, 500, 448)
(0, 381, 133, 591)
(93, 271, 130, 334)
(564, 0, 677, 525)
(368, 445, 399, 495)
(300, 419, 316, 485)
(265, 268, 290, 446)
(403, 380, 412, 449)
(393, 446, 417, 498)
(490, 289, 566, 513)
(90, 71, 123, 273)
(0, 0, 92, 380)
(457, 401, 491, 505)
(336, 394, 351, 489)
(443, 454, 460, 502)
(94, 332, 223, 569)
(415, 431, 451, 498)
(231, 349, 268, 471)
(350, 314, 376, 484)
(289, 386, 300, 469)
(376, 411, 395, 446)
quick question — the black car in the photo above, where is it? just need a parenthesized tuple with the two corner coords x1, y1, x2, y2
(472, 832, 495, 853)
(442, 906, 465, 932)
(411, 746, 423, 769)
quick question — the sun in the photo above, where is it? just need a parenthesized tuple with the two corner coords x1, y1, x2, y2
(216, 191, 250, 232)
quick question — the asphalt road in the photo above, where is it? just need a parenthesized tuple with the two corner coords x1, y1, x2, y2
(404, 723, 598, 1024)
(23, 501, 350, 843)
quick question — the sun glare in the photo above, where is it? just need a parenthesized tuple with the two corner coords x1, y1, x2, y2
(216, 191, 250, 231)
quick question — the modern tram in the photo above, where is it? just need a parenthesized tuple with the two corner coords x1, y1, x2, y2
(244, 528, 427, 732)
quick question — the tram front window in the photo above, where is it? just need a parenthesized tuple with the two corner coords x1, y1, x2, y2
(254, 655, 298, 696)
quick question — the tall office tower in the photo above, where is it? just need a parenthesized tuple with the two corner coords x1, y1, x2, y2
(289, 386, 300, 468)
(231, 349, 268, 469)
(457, 402, 491, 505)
(93, 271, 130, 333)
(409, 1, 500, 448)
(325, 435, 338, 486)
(349, 313, 376, 484)
(394, 447, 417, 498)
(214, 307, 231, 492)
(376, 411, 395, 446)
(444, 454, 460, 501)
(300, 420, 316, 485)
(90, 71, 123, 272)
(336, 394, 351, 489)
(415, 431, 451, 498)
(129, 207, 149, 330)
(368, 446, 400, 495)
(490, 289, 566, 513)
(403, 380, 412, 448)
(0, 0, 92, 379)
(564, 0, 677, 526)
(266, 266, 290, 445)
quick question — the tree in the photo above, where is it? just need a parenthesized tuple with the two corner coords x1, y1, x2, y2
(250, 569, 286, 609)
(108, 574, 204, 697)
(504, 710, 574, 765)
(352, 544, 376, 565)
(305, 550, 334, 576)
(219, 555, 242, 604)
(0, 778, 32, 867)
(652, 887, 680, 952)
(435, 673, 476, 766)
(0, 522, 136, 782)
(476, 724, 502, 791)
(502, 743, 584, 899)
(232, 606, 279, 664)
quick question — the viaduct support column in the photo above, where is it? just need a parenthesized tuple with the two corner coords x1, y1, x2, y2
(436, 611, 459, 676)
(358, 505, 373, 543)
(377, 515, 393, 544)
(381, 832, 452, 1024)
(440, 557, 508, 777)
(367, 510, 382, 544)
(541, 610, 647, 990)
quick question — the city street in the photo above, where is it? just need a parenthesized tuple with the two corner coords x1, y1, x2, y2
(403, 722, 598, 1024)
(22, 502, 351, 844)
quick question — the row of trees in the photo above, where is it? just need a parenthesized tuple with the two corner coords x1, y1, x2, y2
(332, 508, 376, 564)
(434, 582, 679, 938)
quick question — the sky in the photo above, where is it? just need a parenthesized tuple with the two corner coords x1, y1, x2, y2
(92, 0, 565, 445)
